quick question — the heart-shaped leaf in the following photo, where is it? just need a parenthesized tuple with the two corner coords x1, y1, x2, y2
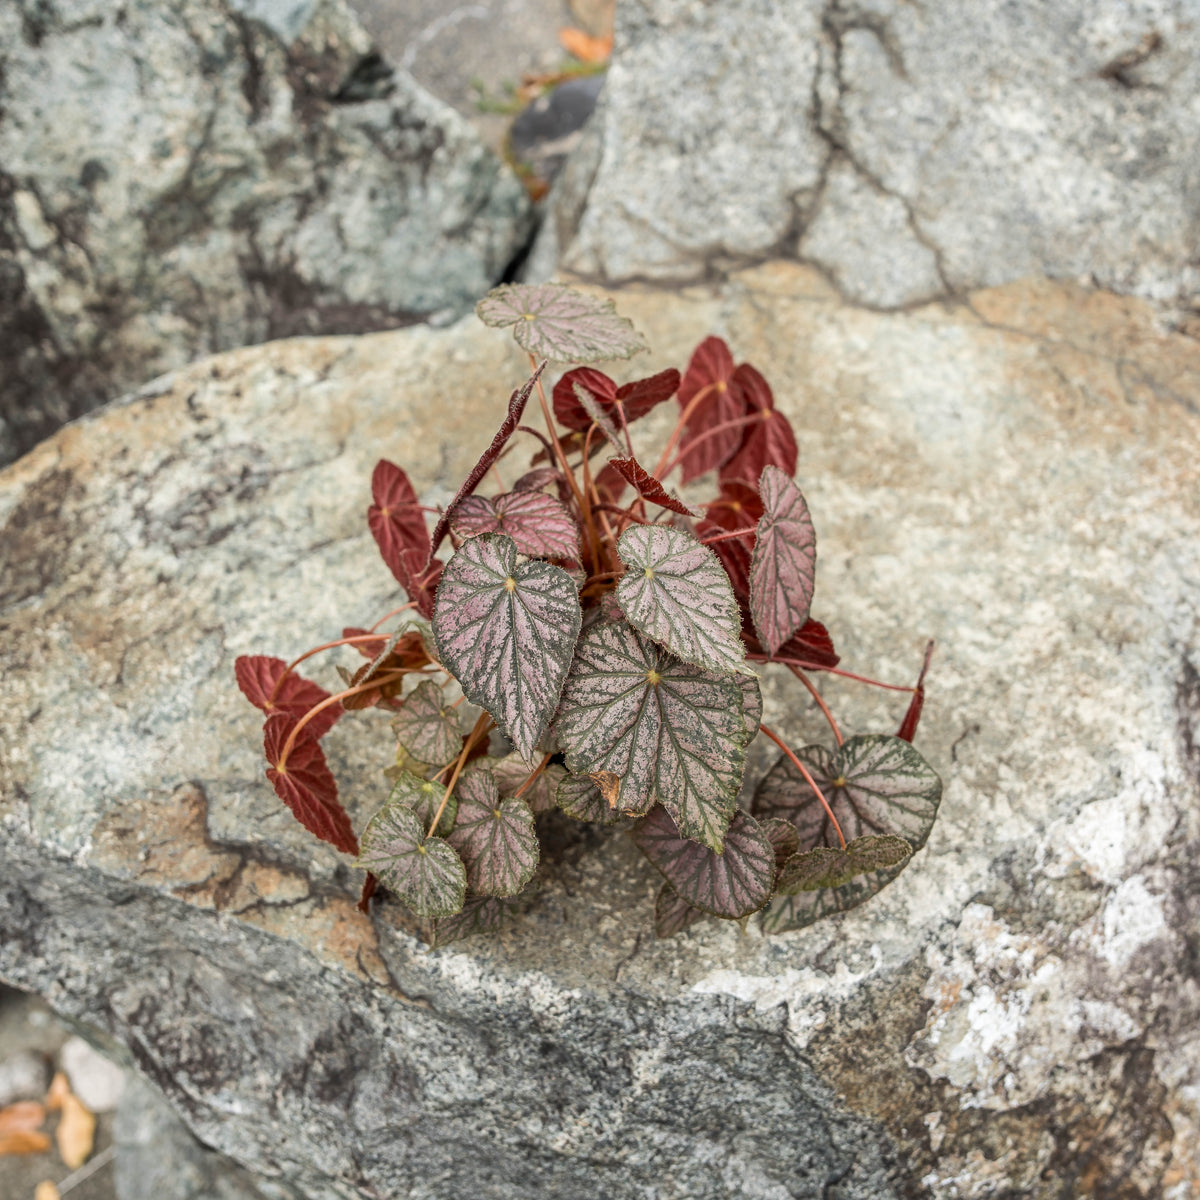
(263, 714, 358, 854)
(236, 656, 342, 739)
(492, 752, 566, 815)
(676, 336, 744, 482)
(654, 882, 708, 938)
(355, 803, 465, 918)
(556, 772, 628, 825)
(477, 282, 647, 362)
(391, 682, 463, 768)
(451, 491, 580, 560)
(608, 457, 702, 518)
(778, 835, 912, 893)
(433, 533, 582, 760)
(720, 364, 798, 486)
(749, 466, 817, 655)
(616, 525, 749, 676)
(616, 369, 680, 422)
(427, 893, 531, 948)
(553, 367, 680, 431)
(554, 622, 748, 850)
(382, 769, 458, 837)
(446, 769, 540, 896)
(755, 734, 941, 933)
(632, 806, 775, 919)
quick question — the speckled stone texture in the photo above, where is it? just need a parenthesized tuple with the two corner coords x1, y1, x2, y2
(534, 0, 1200, 319)
(0, 0, 532, 467)
(2, 266, 1199, 1197)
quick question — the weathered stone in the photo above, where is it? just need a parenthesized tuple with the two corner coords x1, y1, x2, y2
(0, 0, 532, 467)
(61, 1034, 127, 1113)
(0, 1048, 50, 1108)
(534, 0, 1200, 319)
(3, 266, 1200, 1197)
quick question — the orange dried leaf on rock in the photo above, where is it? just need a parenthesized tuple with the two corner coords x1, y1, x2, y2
(36, 1181, 62, 1200)
(0, 1101, 46, 1133)
(558, 27, 612, 63)
(0, 1128, 51, 1155)
(44, 1072, 70, 1113)
(55, 1092, 95, 1170)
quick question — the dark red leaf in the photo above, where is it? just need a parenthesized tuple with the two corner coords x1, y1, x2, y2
(341, 627, 389, 659)
(609, 456, 702, 517)
(553, 367, 617, 432)
(742, 615, 840, 670)
(368, 459, 430, 562)
(676, 337, 744, 482)
(341, 629, 430, 711)
(594, 461, 629, 504)
(357, 872, 379, 914)
(263, 713, 358, 854)
(428, 363, 545, 564)
(235, 655, 342, 739)
(719, 364, 798, 485)
(512, 467, 562, 493)
(897, 641, 934, 742)
(700, 519, 752, 599)
(705, 482, 764, 533)
(616, 368, 680, 421)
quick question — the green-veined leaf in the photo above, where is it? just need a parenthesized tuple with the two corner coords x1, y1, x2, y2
(738, 673, 762, 742)
(749, 466, 817, 656)
(778, 835, 912, 893)
(451, 491, 581, 561)
(616, 525, 749, 676)
(555, 772, 628, 825)
(555, 622, 748, 850)
(382, 769, 458, 837)
(355, 804, 465, 918)
(427, 893, 532, 948)
(433, 533, 582, 760)
(632, 805, 775, 919)
(446, 769, 540, 896)
(476, 282, 647, 362)
(654, 882, 708, 938)
(391, 680, 462, 767)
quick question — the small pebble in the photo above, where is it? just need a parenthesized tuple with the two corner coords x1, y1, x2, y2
(60, 1036, 127, 1113)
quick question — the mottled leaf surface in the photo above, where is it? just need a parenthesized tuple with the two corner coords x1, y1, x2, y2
(556, 772, 628, 825)
(236, 656, 342, 739)
(737, 673, 763, 743)
(749, 466, 817, 655)
(391, 682, 462, 768)
(355, 803, 465, 918)
(493, 752, 566, 815)
(633, 806, 775, 919)
(654, 883, 708, 938)
(609, 457, 702, 518)
(446, 769, 540, 896)
(433, 534, 582, 760)
(263, 714, 357, 854)
(382, 768, 457, 837)
(778, 835, 912, 893)
(427, 893, 530, 948)
(452, 491, 580, 560)
(720, 364, 798, 485)
(617, 526, 748, 676)
(677, 336, 743, 482)
(555, 622, 747, 849)
(477, 283, 647, 362)
(760, 866, 911, 935)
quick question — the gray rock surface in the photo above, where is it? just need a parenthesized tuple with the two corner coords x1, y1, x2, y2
(0, 0, 532, 467)
(535, 0, 1200, 316)
(3, 266, 1200, 1197)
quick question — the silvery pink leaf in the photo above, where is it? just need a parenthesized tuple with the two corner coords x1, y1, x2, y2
(748, 465, 817, 656)
(492, 752, 566, 815)
(451, 491, 580, 560)
(632, 805, 775, 919)
(777, 835, 912, 894)
(556, 772, 628, 826)
(476, 282, 648, 362)
(654, 883, 707, 938)
(355, 804, 465, 919)
(758, 816, 800, 880)
(608, 457, 703, 518)
(616, 525, 749, 676)
(381, 769, 457, 837)
(554, 622, 747, 850)
(446, 768, 540, 896)
(390, 680, 462, 767)
(511, 467, 561, 493)
(433, 533, 582, 760)
(427, 892, 531, 947)
(738, 673, 762, 743)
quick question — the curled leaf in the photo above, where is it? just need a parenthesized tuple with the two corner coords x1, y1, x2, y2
(433, 534, 582, 761)
(356, 803, 466, 918)
(556, 772, 628, 825)
(633, 806, 775, 920)
(555, 622, 747, 850)
(452, 490, 581, 560)
(477, 282, 647, 362)
(492, 752, 566, 815)
(778, 835, 912, 894)
(617, 525, 749, 676)
(759, 816, 801, 880)
(608, 457, 702, 518)
(446, 770, 540, 897)
(897, 640, 935, 743)
(235, 656, 342, 740)
(264, 713, 358, 855)
(340, 630, 408, 711)
(749, 466, 817, 655)
(391, 680, 463, 767)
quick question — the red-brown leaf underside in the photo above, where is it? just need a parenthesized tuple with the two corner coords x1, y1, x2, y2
(235, 655, 342, 740)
